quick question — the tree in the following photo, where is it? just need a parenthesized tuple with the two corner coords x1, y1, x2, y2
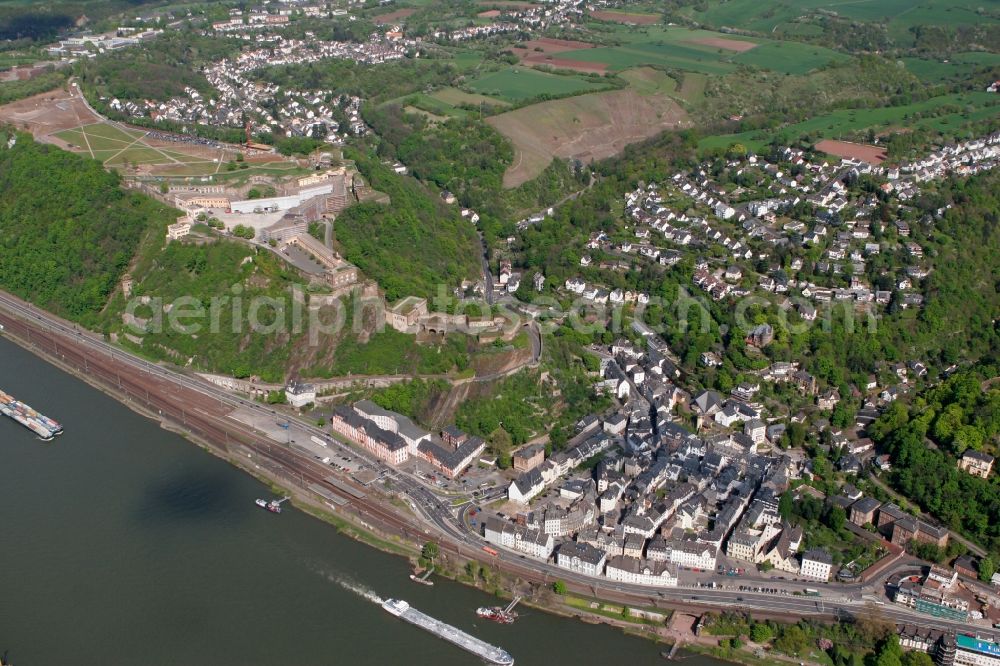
(490, 427, 514, 469)
(901, 653, 934, 666)
(854, 604, 894, 645)
(421, 541, 439, 562)
(979, 555, 996, 582)
(750, 623, 773, 643)
(825, 505, 847, 531)
(873, 652, 902, 666)
(232, 224, 255, 239)
(786, 421, 807, 448)
(869, 634, 903, 666)
(0, 136, 180, 324)
(779, 493, 794, 521)
(552, 580, 567, 595)
(774, 625, 809, 656)
(465, 560, 480, 580)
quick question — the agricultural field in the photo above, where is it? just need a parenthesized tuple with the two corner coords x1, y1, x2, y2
(618, 67, 707, 106)
(475, 1, 539, 8)
(430, 87, 510, 109)
(487, 88, 689, 187)
(465, 67, 609, 102)
(699, 91, 1000, 153)
(382, 87, 510, 121)
(619, 67, 677, 96)
(677, 0, 991, 44)
(372, 8, 416, 24)
(0, 54, 38, 69)
(403, 105, 452, 124)
(447, 48, 487, 70)
(512, 37, 608, 74)
(400, 92, 469, 119)
(734, 41, 848, 75)
(557, 25, 848, 76)
(902, 53, 1000, 83)
(589, 9, 661, 25)
(675, 72, 708, 104)
(814, 139, 887, 165)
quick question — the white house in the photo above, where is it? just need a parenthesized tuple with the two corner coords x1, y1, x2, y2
(715, 405, 741, 427)
(486, 517, 554, 560)
(744, 419, 767, 444)
(800, 549, 833, 581)
(666, 540, 717, 570)
(167, 219, 192, 241)
(508, 468, 545, 503)
(605, 555, 678, 587)
(514, 527, 554, 560)
(556, 541, 607, 577)
(285, 380, 316, 408)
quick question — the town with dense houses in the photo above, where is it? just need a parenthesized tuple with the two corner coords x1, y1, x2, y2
(541, 133, 1000, 323)
(308, 314, 999, 630)
(108, 34, 403, 143)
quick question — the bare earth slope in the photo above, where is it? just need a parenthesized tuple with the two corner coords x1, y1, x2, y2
(488, 89, 690, 187)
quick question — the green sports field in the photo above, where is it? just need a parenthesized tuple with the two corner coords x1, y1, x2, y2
(51, 121, 305, 178)
(54, 122, 220, 171)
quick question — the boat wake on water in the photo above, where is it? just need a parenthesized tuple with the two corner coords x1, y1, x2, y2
(318, 570, 384, 605)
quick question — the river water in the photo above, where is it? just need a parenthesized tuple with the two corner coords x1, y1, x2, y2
(0, 336, 727, 666)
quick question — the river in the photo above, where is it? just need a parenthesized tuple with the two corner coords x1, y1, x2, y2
(0, 336, 728, 666)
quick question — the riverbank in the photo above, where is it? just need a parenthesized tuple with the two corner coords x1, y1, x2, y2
(0, 300, 824, 666)
(0, 307, 718, 659)
(2, 334, 700, 666)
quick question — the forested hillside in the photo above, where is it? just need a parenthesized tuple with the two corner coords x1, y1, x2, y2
(0, 69, 68, 105)
(334, 151, 481, 302)
(871, 369, 1000, 557)
(0, 132, 174, 323)
(120, 241, 298, 382)
(258, 59, 460, 106)
(77, 33, 242, 103)
(364, 104, 588, 245)
(397, 116, 513, 202)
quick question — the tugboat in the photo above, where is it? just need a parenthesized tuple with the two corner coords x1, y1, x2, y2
(476, 607, 517, 624)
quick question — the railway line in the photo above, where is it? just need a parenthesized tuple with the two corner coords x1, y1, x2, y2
(0, 289, 996, 642)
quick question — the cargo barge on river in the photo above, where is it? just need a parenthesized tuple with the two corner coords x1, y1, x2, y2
(382, 598, 514, 665)
(0, 390, 62, 440)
